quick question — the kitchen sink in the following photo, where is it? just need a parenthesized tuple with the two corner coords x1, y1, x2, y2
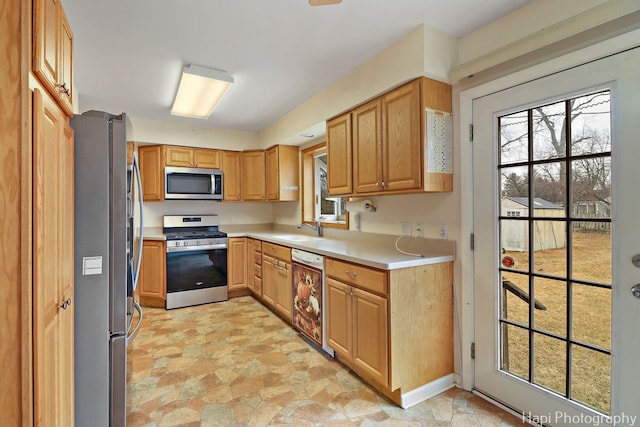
(274, 234, 322, 242)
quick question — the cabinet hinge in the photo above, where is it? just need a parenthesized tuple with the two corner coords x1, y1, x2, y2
(470, 233, 475, 250)
(471, 342, 476, 359)
(469, 124, 474, 142)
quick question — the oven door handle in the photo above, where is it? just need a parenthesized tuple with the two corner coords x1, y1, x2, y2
(166, 244, 228, 253)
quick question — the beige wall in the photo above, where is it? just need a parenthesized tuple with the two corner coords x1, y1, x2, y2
(126, 116, 268, 227)
(258, 24, 456, 149)
(128, 116, 259, 150)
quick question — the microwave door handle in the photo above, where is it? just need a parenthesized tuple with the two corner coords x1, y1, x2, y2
(132, 152, 144, 290)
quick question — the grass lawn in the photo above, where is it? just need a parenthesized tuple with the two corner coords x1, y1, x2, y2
(501, 232, 611, 413)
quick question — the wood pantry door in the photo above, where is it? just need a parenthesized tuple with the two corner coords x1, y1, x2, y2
(473, 48, 640, 426)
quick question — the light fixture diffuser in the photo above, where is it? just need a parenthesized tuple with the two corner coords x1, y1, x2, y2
(171, 64, 234, 119)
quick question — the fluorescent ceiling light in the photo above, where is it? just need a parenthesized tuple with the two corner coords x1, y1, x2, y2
(171, 65, 234, 119)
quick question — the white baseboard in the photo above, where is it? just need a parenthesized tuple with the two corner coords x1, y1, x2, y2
(400, 373, 456, 409)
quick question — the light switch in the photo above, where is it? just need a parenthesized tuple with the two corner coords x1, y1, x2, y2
(82, 256, 103, 275)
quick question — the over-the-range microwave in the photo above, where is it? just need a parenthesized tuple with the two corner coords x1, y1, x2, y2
(164, 166, 223, 200)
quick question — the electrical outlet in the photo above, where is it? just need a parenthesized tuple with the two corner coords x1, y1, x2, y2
(415, 222, 424, 237)
(231, 216, 237, 224)
(439, 225, 448, 239)
(401, 222, 412, 236)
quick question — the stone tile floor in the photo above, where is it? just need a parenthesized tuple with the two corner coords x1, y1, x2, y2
(127, 296, 523, 426)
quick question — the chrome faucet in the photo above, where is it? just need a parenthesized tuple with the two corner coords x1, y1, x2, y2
(297, 219, 323, 237)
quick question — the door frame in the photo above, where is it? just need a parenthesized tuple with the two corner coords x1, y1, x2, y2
(456, 29, 640, 394)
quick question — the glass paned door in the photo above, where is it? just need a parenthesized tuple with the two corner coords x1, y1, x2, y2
(498, 91, 612, 413)
(473, 48, 640, 424)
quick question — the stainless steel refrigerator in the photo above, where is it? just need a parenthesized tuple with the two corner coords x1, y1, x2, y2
(72, 110, 144, 427)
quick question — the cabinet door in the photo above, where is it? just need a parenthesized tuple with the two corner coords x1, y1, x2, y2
(58, 10, 73, 113)
(266, 146, 279, 200)
(326, 112, 353, 195)
(245, 239, 255, 292)
(326, 278, 353, 358)
(58, 121, 75, 427)
(33, 0, 73, 116)
(165, 146, 194, 167)
(139, 145, 164, 201)
(382, 80, 422, 191)
(33, 0, 59, 96)
(241, 150, 266, 200)
(227, 238, 247, 291)
(353, 98, 383, 194)
(138, 240, 166, 307)
(222, 150, 242, 201)
(194, 149, 221, 168)
(262, 255, 277, 308)
(275, 261, 292, 322)
(352, 288, 389, 387)
(33, 88, 74, 426)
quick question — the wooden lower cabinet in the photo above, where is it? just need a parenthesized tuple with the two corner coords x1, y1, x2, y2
(261, 242, 292, 322)
(262, 254, 277, 307)
(246, 238, 262, 296)
(274, 258, 293, 321)
(228, 237, 249, 297)
(326, 274, 389, 389)
(138, 240, 166, 307)
(326, 257, 454, 407)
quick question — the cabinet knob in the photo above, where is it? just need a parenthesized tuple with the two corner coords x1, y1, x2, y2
(56, 82, 70, 95)
(57, 298, 72, 310)
(345, 270, 357, 278)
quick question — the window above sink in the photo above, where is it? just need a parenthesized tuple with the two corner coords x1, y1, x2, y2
(301, 142, 349, 229)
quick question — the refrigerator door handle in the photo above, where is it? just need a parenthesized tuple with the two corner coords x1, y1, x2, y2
(132, 151, 144, 290)
(127, 300, 143, 343)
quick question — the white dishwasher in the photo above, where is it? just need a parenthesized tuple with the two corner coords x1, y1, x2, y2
(291, 248, 334, 357)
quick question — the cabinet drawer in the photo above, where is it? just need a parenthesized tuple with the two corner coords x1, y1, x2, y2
(254, 276, 262, 295)
(254, 265, 262, 278)
(254, 251, 263, 265)
(262, 242, 291, 262)
(326, 258, 388, 296)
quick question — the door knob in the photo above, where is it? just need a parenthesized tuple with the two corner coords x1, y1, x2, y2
(631, 284, 640, 298)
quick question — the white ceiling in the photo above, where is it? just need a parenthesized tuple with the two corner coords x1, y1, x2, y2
(61, 0, 532, 133)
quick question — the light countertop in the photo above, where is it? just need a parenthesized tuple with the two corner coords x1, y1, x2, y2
(142, 224, 455, 270)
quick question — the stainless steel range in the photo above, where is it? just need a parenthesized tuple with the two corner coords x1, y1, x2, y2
(163, 215, 228, 309)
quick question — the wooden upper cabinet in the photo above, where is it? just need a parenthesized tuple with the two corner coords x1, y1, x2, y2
(381, 79, 422, 192)
(266, 145, 299, 201)
(165, 146, 221, 168)
(138, 145, 164, 201)
(33, 0, 73, 116)
(241, 150, 266, 201)
(165, 146, 193, 167)
(326, 77, 452, 196)
(59, 10, 73, 113)
(194, 148, 221, 168)
(222, 150, 242, 201)
(352, 98, 383, 194)
(326, 112, 353, 196)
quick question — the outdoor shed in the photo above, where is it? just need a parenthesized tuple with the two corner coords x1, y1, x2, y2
(501, 197, 566, 252)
